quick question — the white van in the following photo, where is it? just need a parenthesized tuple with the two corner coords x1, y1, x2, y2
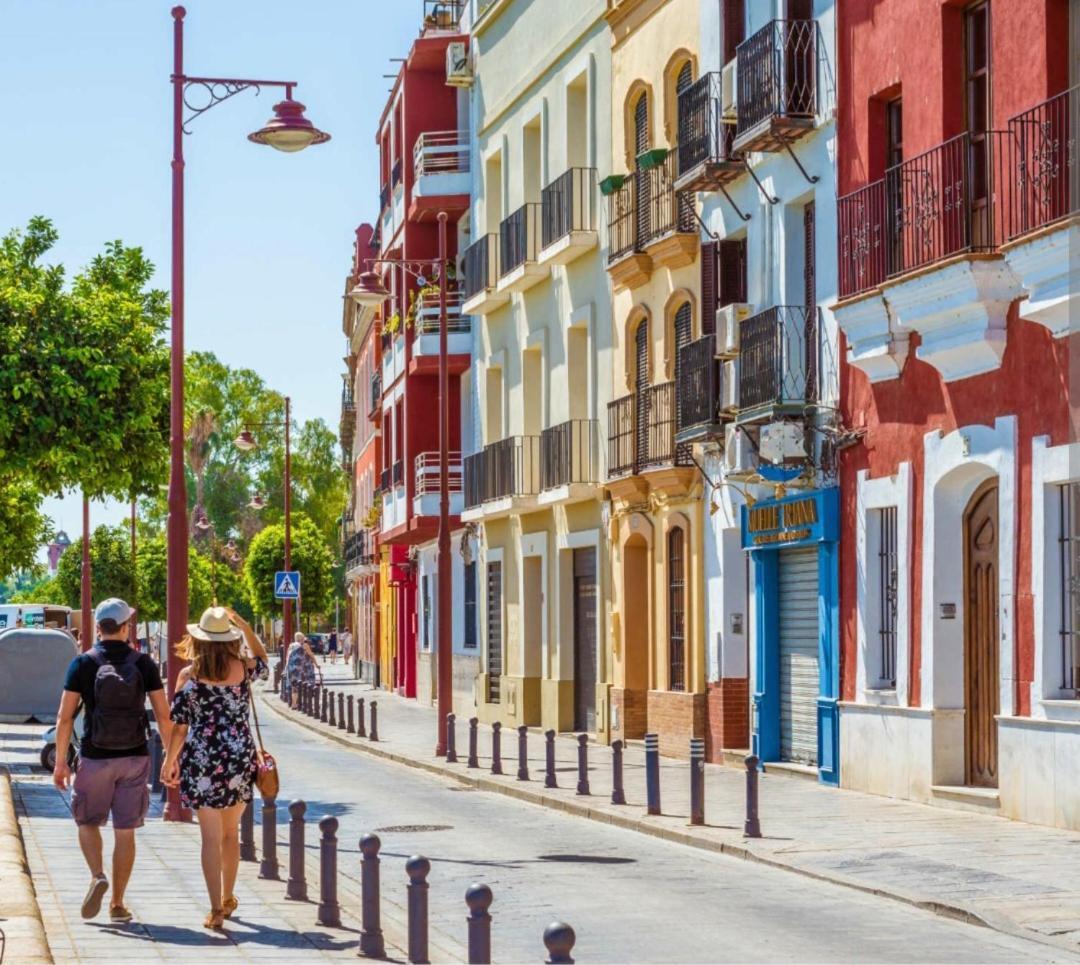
(0, 603, 73, 631)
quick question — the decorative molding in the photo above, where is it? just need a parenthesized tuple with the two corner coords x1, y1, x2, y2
(1002, 219, 1080, 339)
(834, 291, 909, 383)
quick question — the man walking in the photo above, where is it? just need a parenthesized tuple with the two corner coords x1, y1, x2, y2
(53, 598, 172, 923)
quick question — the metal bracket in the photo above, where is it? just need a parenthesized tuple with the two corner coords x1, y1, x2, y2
(778, 134, 820, 185)
(742, 159, 780, 205)
(718, 185, 752, 222)
(177, 74, 295, 135)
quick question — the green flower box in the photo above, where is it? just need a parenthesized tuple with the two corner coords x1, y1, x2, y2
(599, 174, 627, 196)
(636, 147, 669, 170)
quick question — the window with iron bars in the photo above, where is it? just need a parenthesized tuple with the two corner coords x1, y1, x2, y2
(1059, 483, 1080, 696)
(875, 507, 898, 688)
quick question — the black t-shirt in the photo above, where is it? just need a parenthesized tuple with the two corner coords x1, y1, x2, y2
(63, 640, 164, 759)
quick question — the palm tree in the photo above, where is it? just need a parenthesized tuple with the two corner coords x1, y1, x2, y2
(186, 408, 216, 537)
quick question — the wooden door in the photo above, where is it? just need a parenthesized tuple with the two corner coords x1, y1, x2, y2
(573, 548, 598, 732)
(964, 481, 999, 788)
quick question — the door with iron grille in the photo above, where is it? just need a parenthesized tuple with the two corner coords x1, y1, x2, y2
(486, 561, 503, 703)
(573, 548, 598, 732)
(964, 481, 999, 787)
(635, 319, 650, 471)
(634, 93, 651, 244)
(673, 301, 693, 461)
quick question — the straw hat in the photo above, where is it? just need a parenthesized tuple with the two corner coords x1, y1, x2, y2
(187, 606, 243, 643)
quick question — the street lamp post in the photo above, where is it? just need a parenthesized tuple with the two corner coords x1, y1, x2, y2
(80, 495, 91, 653)
(166, 6, 327, 821)
(349, 213, 453, 757)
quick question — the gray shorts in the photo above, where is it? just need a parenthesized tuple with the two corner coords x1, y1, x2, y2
(71, 756, 151, 830)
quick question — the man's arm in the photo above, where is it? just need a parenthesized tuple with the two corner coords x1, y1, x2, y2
(147, 689, 172, 748)
(53, 690, 81, 790)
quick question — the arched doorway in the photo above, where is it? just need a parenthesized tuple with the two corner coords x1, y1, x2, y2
(622, 530, 650, 738)
(964, 480, 999, 787)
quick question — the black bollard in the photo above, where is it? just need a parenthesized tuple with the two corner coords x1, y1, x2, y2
(300, 681, 307, 714)
(467, 717, 479, 768)
(744, 754, 762, 838)
(359, 834, 385, 959)
(328, 690, 337, 728)
(517, 725, 529, 781)
(490, 722, 502, 775)
(287, 800, 308, 900)
(321, 688, 328, 723)
(544, 730, 557, 789)
(576, 734, 590, 795)
(338, 692, 346, 730)
(274, 663, 282, 694)
(465, 883, 493, 965)
(406, 855, 431, 964)
(645, 733, 661, 816)
(240, 798, 256, 861)
(369, 700, 379, 741)
(357, 696, 367, 738)
(347, 694, 356, 734)
(543, 922, 577, 964)
(611, 739, 626, 805)
(690, 737, 705, 826)
(149, 730, 163, 794)
(259, 797, 280, 880)
(318, 816, 341, 926)
(446, 713, 458, 763)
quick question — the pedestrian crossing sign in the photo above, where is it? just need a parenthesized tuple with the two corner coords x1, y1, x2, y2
(274, 571, 301, 600)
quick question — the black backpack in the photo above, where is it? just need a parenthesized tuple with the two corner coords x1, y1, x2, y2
(86, 648, 148, 750)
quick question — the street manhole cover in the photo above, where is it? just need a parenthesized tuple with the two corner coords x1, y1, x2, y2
(538, 854, 636, 865)
(374, 824, 453, 833)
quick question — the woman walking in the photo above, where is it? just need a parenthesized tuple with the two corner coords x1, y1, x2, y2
(162, 606, 268, 930)
(284, 632, 317, 709)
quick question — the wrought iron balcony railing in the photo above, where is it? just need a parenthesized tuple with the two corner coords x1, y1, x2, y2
(413, 130, 469, 179)
(462, 233, 500, 300)
(676, 335, 724, 438)
(413, 290, 470, 335)
(392, 459, 404, 487)
(676, 72, 741, 190)
(414, 451, 463, 496)
(606, 153, 694, 264)
(380, 467, 392, 491)
(540, 419, 599, 491)
(607, 382, 690, 478)
(541, 168, 598, 249)
(735, 19, 817, 147)
(499, 203, 542, 276)
(369, 372, 382, 417)
(422, 0, 464, 30)
(391, 158, 403, 187)
(737, 306, 818, 419)
(462, 436, 540, 508)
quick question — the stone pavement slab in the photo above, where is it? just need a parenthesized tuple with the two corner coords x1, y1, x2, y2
(283, 663, 1080, 956)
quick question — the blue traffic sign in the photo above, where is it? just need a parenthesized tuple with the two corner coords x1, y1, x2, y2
(274, 571, 301, 600)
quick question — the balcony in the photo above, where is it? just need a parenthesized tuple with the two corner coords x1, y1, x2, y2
(497, 202, 546, 294)
(339, 381, 356, 459)
(607, 382, 691, 478)
(675, 335, 728, 443)
(368, 372, 382, 423)
(736, 306, 818, 424)
(461, 233, 509, 315)
(462, 435, 540, 519)
(606, 152, 697, 289)
(733, 19, 818, 154)
(413, 451, 464, 518)
(409, 290, 472, 374)
(675, 72, 743, 192)
(538, 419, 600, 504)
(344, 530, 377, 573)
(382, 328, 405, 387)
(538, 168, 599, 267)
(422, 0, 463, 31)
(410, 130, 470, 223)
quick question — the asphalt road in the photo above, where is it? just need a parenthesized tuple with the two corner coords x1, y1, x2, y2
(259, 705, 1066, 964)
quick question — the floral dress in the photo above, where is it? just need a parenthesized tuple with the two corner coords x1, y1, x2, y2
(285, 643, 315, 699)
(169, 659, 268, 810)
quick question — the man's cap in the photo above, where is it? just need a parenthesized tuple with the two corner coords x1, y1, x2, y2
(95, 598, 133, 626)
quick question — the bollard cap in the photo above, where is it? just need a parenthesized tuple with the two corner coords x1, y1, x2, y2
(469, 716, 478, 726)
(288, 799, 307, 817)
(745, 753, 760, 770)
(319, 815, 339, 834)
(543, 921, 576, 957)
(447, 711, 456, 722)
(612, 739, 623, 751)
(405, 855, 431, 880)
(359, 833, 381, 857)
(465, 883, 493, 912)
(518, 724, 528, 735)
(577, 733, 588, 745)
(545, 729, 555, 739)
(492, 721, 501, 731)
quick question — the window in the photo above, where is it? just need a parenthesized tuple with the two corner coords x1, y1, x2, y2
(464, 560, 478, 649)
(722, 0, 745, 64)
(875, 507, 898, 688)
(634, 91, 651, 241)
(720, 238, 748, 307)
(668, 527, 686, 691)
(1059, 483, 1080, 694)
(421, 575, 431, 652)
(965, 1, 992, 238)
(486, 561, 503, 702)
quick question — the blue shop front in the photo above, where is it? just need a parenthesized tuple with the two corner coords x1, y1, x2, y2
(741, 487, 839, 785)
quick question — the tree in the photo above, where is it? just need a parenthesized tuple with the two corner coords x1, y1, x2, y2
(243, 512, 334, 618)
(134, 535, 248, 623)
(55, 525, 134, 610)
(0, 478, 52, 578)
(10, 575, 62, 606)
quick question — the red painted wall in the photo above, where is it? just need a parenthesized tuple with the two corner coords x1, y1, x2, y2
(836, 0, 1074, 716)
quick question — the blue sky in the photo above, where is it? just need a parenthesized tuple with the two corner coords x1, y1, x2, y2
(1, 0, 419, 542)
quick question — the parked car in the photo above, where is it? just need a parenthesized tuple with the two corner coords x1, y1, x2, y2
(306, 632, 329, 655)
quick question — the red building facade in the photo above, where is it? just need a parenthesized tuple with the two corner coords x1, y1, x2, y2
(834, 0, 1078, 828)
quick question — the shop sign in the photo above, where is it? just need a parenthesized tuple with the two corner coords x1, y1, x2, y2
(741, 488, 838, 550)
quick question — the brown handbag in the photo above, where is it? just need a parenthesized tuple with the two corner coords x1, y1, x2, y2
(248, 684, 280, 800)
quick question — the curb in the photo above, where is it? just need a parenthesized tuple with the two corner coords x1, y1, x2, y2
(0, 766, 53, 964)
(263, 690, 1077, 958)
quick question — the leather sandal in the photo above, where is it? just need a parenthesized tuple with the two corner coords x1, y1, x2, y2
(203, 908, 226, 930)
(222, 895, 239, 918)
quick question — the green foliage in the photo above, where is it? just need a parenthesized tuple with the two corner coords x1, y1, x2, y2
(243, 512, 334, 617)
(133, 535, 247, 622)
(10, 575, 62, 605)
(56, 525, 134, 610)
(0, 479, 52, 578)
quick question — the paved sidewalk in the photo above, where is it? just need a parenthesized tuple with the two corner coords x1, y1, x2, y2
(280, 662, 1080, 956)
(0, 724, 410, 963)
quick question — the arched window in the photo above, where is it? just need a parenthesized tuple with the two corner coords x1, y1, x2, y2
(668, 526, 686, 692)
(634, 91, 650, 156)
(633, 91, 651, 242)
(675, 62, 695, 226)
(634, 317, 650, 470)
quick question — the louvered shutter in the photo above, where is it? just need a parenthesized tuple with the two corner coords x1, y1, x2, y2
(719, 238, 748, 306)
(700, 241, 718, 334)
(723, 0, 746, 63)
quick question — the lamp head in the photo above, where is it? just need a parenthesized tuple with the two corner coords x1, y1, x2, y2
(248, 492, 267, 510)
(234, 429, 258, 452)
(349, 271, 390, 309)
(248, 98, 331, 153)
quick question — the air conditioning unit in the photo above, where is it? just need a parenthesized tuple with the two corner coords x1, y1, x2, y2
(724, 425, 758, 478)
(446, 41, 473, 88)
(716, 302, 752, 357)
(720, 359, 740, 413)
(720, 58, 738, 122)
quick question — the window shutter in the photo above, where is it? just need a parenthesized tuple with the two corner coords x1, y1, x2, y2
(700, 241, 718, 334)
(719, 238, 747, 306)
(723, 0, 746, 63)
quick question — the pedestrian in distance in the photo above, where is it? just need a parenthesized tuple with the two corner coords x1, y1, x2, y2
(327, 628, 338, 666)
(341, 628, 353, 664)
(52, 598, 173, 925)
(284, 632, 317, 709)
(161, 606, 269, 931)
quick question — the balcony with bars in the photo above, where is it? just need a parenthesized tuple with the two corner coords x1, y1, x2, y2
(461, 435, 541, 519)
(339, 380, 357, 460)
(607, 382, 692, 480)
(835, 128, 1025, 382)
(461, 233, 509, 315)
(605, 151, 697, 289)
(675, 335, 728, 444)
(421, 0, 464, 32)
(409, 289, 472, 375)
(410, 130, 470, 223)
(368, 372, 382, 423)
(497, 202, 546, 294)
(733, 19, 818, 154)
(675, 72, 743, 192)
(538, 168, 599, 267)
(413, 451, 464, 518)
(735, 306, 819, 425)
(538, 419, 600, 504)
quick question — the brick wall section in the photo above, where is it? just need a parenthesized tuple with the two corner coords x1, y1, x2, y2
(611, 687, 648, 742)
(647, 690, 706, 759)
(704, 677, 749, 762)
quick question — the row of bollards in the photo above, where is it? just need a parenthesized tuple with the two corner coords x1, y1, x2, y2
(293, 680, 379, 742)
